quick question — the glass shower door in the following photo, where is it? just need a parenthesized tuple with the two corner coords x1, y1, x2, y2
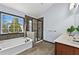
(32, 19, 38, 42)
(37, 20, 43, 41)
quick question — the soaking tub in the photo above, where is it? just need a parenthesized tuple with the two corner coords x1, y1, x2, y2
(0, 37, 33, 55)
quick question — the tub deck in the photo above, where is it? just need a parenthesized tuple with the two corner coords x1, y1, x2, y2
(0, 37, 33, 55)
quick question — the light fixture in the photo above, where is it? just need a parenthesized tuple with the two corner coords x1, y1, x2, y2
(69, 3, 79, 10)
(69, 3, 75, 10)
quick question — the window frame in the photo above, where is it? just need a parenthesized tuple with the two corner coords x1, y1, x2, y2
(0, 11, 25, 34)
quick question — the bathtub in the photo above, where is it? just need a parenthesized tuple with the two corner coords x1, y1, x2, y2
(0, 37, 33, 55)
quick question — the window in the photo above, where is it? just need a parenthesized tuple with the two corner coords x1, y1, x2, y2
(1, 13, 24, 34)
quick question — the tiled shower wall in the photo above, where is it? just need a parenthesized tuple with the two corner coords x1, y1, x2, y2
(0, 33, 24, 41)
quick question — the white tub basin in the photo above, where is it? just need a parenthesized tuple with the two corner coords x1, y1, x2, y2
(0, 37, 33, 55)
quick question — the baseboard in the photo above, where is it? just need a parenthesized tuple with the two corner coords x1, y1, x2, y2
(35, 39, 55, 44)
(35, 40, 43, 44)
(43, 40, 55, 44)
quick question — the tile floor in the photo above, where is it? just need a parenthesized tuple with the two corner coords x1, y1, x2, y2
(18, 41, 55, 55)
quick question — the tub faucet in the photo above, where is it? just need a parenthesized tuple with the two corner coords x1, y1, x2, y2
(25, 39, 29, 43)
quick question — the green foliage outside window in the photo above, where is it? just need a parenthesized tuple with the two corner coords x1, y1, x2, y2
(9, 17, 22, 32)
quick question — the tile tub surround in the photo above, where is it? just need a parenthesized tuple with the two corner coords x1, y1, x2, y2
(0, 33, 24, 40)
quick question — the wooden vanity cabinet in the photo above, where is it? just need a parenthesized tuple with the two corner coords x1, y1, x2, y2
(55, 43, 62, 55)
(74, 48, 79, 55)
(55, 42, 79, 55)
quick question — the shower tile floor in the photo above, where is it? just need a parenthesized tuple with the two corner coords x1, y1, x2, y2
(18, 41, 55, 55)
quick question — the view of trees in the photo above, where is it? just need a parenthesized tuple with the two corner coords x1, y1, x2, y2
(2, 23, 8, 33)
(9, 17, 22, 32)
(1, 14, 24, 34)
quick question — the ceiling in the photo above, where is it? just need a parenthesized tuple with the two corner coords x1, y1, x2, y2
(1, 3, 53, 18)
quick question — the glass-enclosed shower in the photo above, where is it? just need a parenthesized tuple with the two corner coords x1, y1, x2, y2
(25, 16, 43, 43)
(32, 18, 43, 42)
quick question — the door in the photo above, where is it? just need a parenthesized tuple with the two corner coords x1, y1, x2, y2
(32, 19, 38, 42)
(37, 20, 43, 41)
(32, 18, 43, 42)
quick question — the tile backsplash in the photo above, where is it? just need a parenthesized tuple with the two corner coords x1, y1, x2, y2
(0, 33, 24, 41)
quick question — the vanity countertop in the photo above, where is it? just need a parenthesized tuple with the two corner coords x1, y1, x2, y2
(54, 33, 79, 48)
